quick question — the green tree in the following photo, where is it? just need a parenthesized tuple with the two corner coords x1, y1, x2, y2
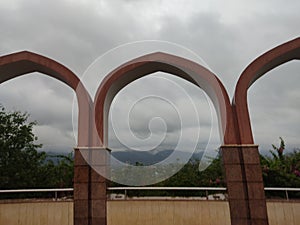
(43, 152, 74, 188)
(261, 137, 300, 188)
(0, 105, 45, 189)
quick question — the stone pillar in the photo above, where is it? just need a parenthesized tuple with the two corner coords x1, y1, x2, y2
(74, 148, 90, 225)
(89, 147, 110, 225)
(74, 147, 110, 225)
(221, 145, 268, 225)
(240, 145, 268, 225)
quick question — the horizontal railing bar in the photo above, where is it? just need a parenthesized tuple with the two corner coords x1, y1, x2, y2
(107, 187, 227, 191)
(0, 188, 73, 193)
(264, 187, 300, 191)
(0, 187, 299, 193)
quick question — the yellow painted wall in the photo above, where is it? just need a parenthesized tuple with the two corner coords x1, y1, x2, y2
(0, 201, 73, 225)
(0, 200, 299, 225)
(266, 201, 300, 225)
(107, 200, 231, 225)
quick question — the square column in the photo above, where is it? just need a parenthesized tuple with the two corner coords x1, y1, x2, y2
(241, 145, 268, 225)
(74, 147, 111, 225)
(74, 148, 90, 225)
(220, 145, 268, 225)
(89, 147, 110, 225)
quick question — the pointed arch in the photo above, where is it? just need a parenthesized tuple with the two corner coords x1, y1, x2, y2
(234, 37, 300, 144)
(94, 52, 237, 146)
(0, 51, 92, 146)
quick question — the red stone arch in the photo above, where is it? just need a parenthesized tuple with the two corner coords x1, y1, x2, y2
(234, 37, 300, 144)
(92, 52, 252, 225)
(0, 51, 97, 225)
(227, 37, 300, 225)
(94, 52, 237, 147)
(0, 51, 92, 146)
(5, 39, 297, 224)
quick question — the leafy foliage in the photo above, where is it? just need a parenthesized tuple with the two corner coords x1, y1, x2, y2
(40, 152, 74, 188)
(261, 138, 300, 194)
(0, 106, 44, 189)
(1, 106, 299, 200)
(0, 106, 73, 198)
(110, 156, 225, 197)
(111, 138, 300, 198)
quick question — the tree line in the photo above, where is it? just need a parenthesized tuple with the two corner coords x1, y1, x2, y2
(0, 106, 299, 199)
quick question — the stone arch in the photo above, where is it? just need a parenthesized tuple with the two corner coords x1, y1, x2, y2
(228, 38, 300, 225)
(0, 51, 92, 146)
(234, 37, 300, 144)
(94, 52, 237, 147)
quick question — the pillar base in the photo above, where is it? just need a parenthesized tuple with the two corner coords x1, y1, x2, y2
(220, 145, 269, 225)
(74, 147, 110, 225)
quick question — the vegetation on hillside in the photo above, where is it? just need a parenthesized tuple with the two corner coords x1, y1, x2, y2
(0, 106, 299, 199)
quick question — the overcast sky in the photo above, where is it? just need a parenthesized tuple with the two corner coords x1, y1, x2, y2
(0, 0, 299, 155)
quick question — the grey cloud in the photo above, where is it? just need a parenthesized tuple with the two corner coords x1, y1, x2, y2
(0, 0, 144, 74)
(0, 0, 299, 153)
(248, 61, 300, 149)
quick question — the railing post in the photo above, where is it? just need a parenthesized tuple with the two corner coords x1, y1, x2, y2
(285, 189, 289, 201)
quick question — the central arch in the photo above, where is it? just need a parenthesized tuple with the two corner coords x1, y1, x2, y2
(93, 52, 246, 225)
(94, 52, 237, 146)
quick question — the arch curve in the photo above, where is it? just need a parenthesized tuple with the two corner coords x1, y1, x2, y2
(0, 51, 92, 146)
(94, 52, 237, 146)
(234, 37, 300, 144)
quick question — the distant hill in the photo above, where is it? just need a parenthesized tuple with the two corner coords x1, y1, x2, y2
(43, 151, 73, 165)
(111, 149, 204, 165)
(43, 147, 290, 166)
(43, 148, 204, 166)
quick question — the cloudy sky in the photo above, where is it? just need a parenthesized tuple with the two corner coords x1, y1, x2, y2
(0, 0, 299, 155)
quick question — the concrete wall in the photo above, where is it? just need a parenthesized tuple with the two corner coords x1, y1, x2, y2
(0, 200, 73, 225)
(267, 201, 300, 225)
(107, 200, 231, 225)
(0, 200, 299, 225)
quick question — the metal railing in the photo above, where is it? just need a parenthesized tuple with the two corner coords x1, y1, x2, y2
(264, 187, 300, 200)
(107, 187, 227, 200)
(0, 187, 299, 201)
(0, 188, 73, 201)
